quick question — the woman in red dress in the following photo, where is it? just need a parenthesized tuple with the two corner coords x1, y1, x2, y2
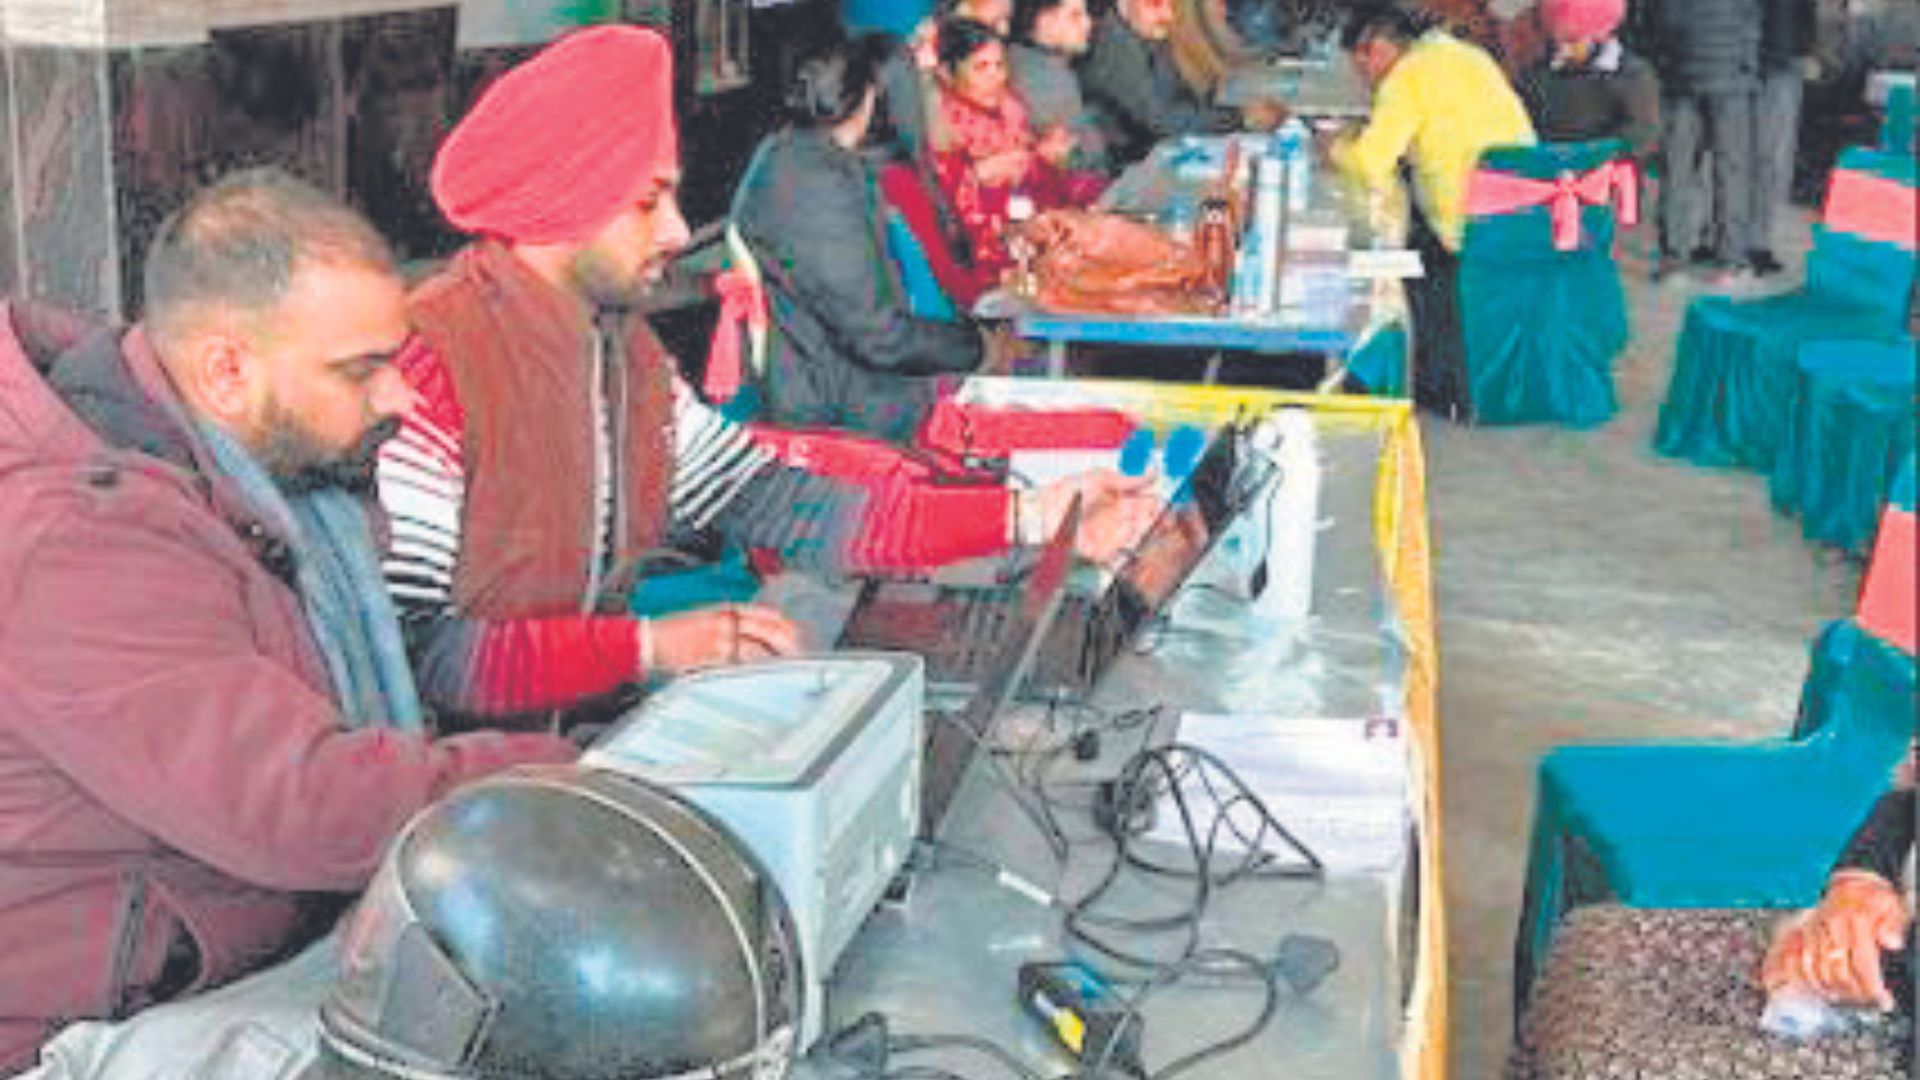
(929, 17, 1105, 285)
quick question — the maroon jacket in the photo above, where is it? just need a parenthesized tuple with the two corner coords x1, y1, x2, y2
(0, 303, 575, 1071)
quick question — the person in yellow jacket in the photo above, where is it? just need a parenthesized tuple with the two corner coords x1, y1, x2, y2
(1330, 4, 1535, 420)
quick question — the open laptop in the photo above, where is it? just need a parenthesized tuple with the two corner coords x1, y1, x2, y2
(810, 499, 1077, 839)
(1031, 421, 1274, 698)
(913, 507, 1078, 838)
(823, 497, 1081, 692)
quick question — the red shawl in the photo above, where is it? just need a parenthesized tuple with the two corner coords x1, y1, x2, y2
(932, 88, 1107, 281)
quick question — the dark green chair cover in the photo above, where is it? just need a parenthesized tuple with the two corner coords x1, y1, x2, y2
(627, 544, 762, 617)
(1771, 339, 1919, 553)
(1343, 320, 1409, 397)
(1885, 80, 1916, 154)
(1892, 457, 1917, 513)
(1513, 617, 1918, 1014)
(717, 383, 765, 425)
(1458, 141, 1631, 427)
(885, 212, 963, 323)
(1655, 149, 1919, 471)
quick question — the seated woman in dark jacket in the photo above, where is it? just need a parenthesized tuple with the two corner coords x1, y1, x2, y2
(731, 34, 986, 442)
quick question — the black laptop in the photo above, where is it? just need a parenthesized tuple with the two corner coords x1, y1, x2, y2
(833, 497, 1081, 692)
(912, 506, 1080, 837)
(1031, 422, 1273, 697)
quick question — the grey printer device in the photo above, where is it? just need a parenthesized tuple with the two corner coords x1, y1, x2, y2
(581, 652, 925, 1048)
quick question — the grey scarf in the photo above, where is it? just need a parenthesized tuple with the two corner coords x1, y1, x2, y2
(197, 423, 425, 731)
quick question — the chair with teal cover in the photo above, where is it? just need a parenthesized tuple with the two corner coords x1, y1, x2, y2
(1891, 456, 1917, 513)
(1343, 320, 1410, 397)
(884, 211, 962, 323)
(1512, 617, 1919, 1015)
(1655, 148, 1919, 471)
(1770, 339, 1918, 554)
(1457, 140, 1634, 427)
(1884, 79, 1916, 154)
(841, 0, 932, 36)
(628, 545, 762, 618)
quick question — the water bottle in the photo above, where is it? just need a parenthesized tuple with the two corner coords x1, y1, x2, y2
(1167, 199, 1198, 245)
(1303, 262, 1348, 328)
(1275, 117, 1312, 215)
(1233, 156, 1284, 316)
(1005, 194, 1038, 298)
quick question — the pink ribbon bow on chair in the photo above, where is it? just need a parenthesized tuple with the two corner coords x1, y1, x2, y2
(703, 265, 768, 405)
(1822, 167, 1920, 250)
(1465, 159, 1640, 251)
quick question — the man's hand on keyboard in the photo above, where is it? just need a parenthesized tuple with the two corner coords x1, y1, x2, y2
(646, 604, 805, 674)
(1038, 469, 1159, 567)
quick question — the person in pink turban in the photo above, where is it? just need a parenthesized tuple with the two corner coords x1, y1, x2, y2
(429, 25, 680, 250)
(1540, 0, 1625, 46)
(1515, 0, 1658, 156)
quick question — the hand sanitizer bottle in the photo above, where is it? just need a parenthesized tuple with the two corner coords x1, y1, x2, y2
(1275, 117, 1312, 214)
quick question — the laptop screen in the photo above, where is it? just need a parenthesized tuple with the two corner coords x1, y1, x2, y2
(1116, 423, 1249, 611)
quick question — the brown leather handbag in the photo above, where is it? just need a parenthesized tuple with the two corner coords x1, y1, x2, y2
(1027, 210, 1225, 316)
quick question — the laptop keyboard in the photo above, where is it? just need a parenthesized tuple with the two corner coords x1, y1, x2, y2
(951, 591, 1015, 678)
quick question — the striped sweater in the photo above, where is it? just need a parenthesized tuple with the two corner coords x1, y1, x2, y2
(377, 342, 1011, 721)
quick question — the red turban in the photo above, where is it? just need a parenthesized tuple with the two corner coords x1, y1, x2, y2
(1540, 0, 1626, 44)
(432, 26, 679, 244)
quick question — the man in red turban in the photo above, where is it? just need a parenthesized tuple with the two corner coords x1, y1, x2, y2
(431, 25, 681, 247)
(375, 26, 1154, 729)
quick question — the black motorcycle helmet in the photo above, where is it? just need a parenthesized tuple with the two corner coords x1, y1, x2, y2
(308, 765, 802, 1080)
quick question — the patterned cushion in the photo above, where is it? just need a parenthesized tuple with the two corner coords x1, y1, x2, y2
(1510, 906, 1912, 1080)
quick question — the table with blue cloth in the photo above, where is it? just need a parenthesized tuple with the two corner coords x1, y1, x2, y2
(1771, 340, 1919, 554)
(987, 134, 1421, 391)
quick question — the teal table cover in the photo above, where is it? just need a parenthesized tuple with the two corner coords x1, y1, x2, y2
(1513, 619, 1918, 1014)
(1656, 149, 1918, 471)
(1458, 141, 1629, 427)
(1771, 339, 1918, 553)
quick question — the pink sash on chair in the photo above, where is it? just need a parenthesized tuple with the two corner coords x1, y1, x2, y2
(703, 265, 767, 405)
(1464, 159, 1640, 251)
(1857, 505, 1917, 656)
(1821, 168, 1920, 250)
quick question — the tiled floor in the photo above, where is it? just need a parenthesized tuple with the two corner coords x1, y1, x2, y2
(1432, 214, 1862, 1078)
